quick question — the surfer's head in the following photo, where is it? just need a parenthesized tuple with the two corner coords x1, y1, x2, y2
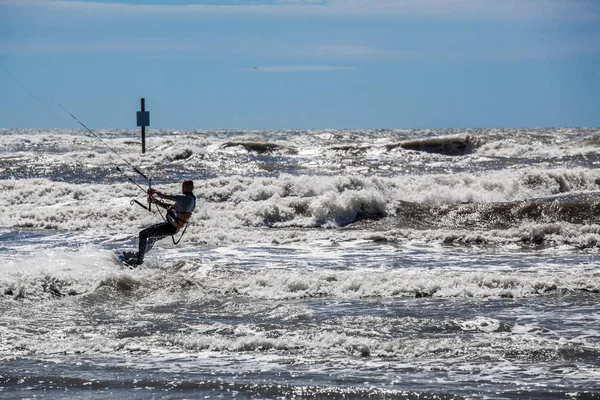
(182, 180, 194, 193)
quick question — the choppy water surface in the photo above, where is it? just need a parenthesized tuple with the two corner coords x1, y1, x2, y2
(0, 128, 599, 399)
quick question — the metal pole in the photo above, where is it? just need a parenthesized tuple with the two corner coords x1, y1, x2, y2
(140, 98, 146, 154)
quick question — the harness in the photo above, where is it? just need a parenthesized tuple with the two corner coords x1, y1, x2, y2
(157, 193, 196, 245)
(167, 208, 193, 229)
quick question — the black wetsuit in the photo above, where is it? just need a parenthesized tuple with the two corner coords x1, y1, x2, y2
(135, 221, 179, 264)
(124, 192, 196, 266)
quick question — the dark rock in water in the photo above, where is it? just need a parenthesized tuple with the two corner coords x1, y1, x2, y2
(220, 141, 297, 154)
(171, 149, 193, 161)
(387, 135, 482, 156)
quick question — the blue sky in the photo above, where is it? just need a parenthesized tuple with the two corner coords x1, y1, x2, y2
(0, 0, 599, 129)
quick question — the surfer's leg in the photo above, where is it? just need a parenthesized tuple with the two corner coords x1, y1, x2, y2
(145, 237, 158, 253)
(137, 224, 162, 264)
(137, 222, 178, 264)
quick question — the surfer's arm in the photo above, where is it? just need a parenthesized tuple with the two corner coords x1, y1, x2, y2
(147, 189, 173, 209)
(148, 188, 176, 201)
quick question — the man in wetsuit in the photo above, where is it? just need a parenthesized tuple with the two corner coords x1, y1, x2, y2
(121, 180, 196, 267)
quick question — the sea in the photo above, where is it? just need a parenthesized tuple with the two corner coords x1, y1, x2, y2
(0, 127, 599, 399)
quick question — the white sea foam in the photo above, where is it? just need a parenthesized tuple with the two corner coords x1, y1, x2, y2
(0, 247, 123, 299)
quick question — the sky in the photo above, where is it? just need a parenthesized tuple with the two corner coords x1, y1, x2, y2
(0, 0, 599, 129)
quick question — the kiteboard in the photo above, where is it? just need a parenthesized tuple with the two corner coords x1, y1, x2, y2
(113, 251, 139, 267)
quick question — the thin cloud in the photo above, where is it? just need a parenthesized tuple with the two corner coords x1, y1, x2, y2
(0, 38, 210, 54)
(2, 0, 599, 22)
(314, 45, 393, 58)
(274, 44, 396, 60)
(246, 66, 355, 72)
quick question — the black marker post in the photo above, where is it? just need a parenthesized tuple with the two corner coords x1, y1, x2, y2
(136, 98, 150, 154)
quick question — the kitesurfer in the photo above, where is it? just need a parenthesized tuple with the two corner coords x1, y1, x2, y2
(121, 180, 196, 267)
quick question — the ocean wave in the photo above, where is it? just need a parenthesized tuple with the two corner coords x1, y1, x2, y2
(2, 167, 600, 248)
(1, 247, 597, 302)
